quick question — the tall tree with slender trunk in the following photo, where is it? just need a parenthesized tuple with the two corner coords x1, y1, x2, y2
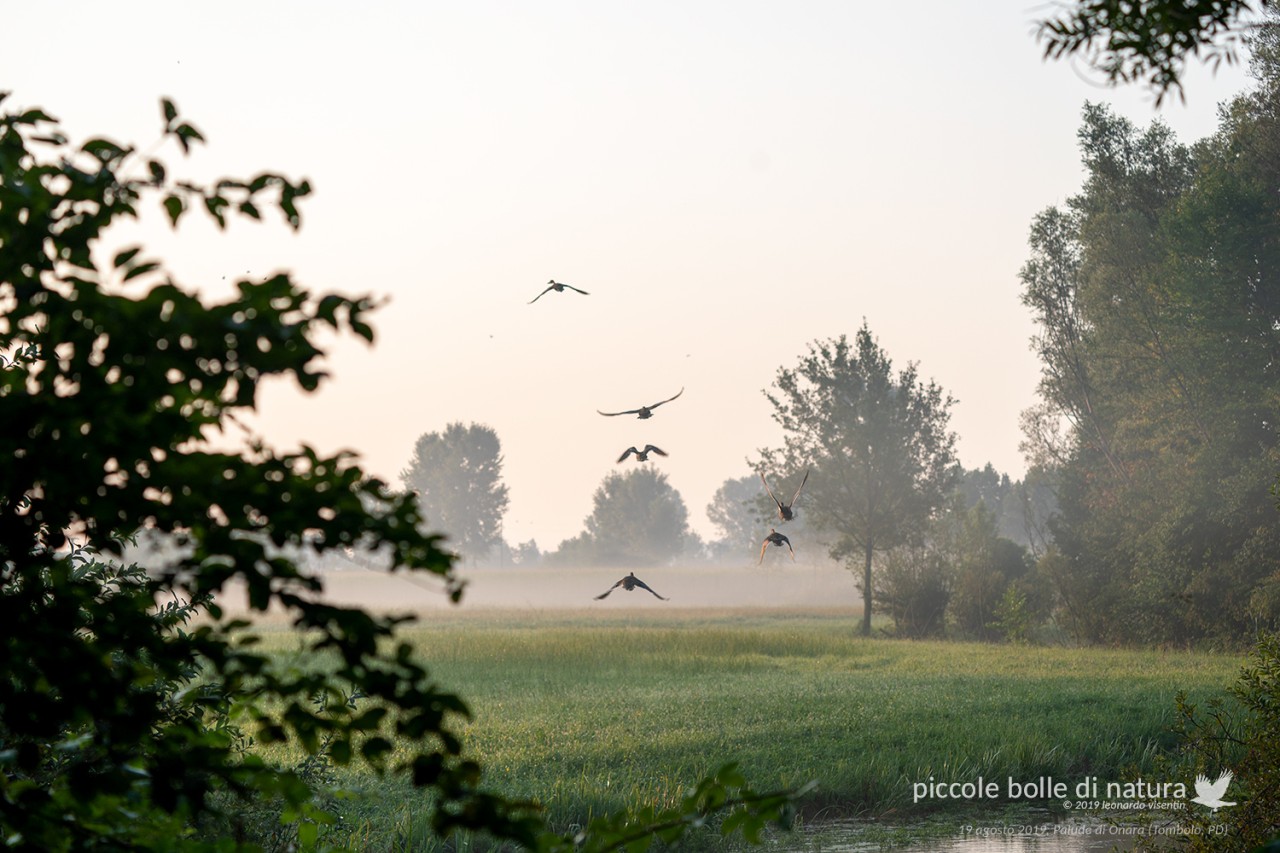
(761, 322, 959, 636)
(401, 422, 509, 563)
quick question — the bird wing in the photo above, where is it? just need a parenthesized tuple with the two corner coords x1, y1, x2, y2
(643, 445, 667, 457)
(632, 578, 667, 600)
(562, 283, 589, 295)
(1193, 775, 1212, 798)
(648, 387, 684, 409)
(1208, 771, 1233, 798)
(758, 539, 769, 564)
(598, 408, 639, 417)
(761, 473, 784, 510)
(789, 469, 811, 506)
(782, 535, 795, 558)
(594, 579, 624, 600)
(617, 447, 638, 463)
(528, 284, 555, 304)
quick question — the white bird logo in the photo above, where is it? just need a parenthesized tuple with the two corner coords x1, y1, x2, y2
(1191, 771, 1237, 811)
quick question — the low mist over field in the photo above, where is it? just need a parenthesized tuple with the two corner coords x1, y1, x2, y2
(211, 564, 863, 616)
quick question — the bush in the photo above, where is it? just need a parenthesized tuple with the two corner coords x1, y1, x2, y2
(1173, 632, 1280, 850)
(878, 543, 951, 638)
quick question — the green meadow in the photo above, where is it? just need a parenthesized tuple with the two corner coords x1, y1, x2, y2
(249, 609, 1243, 849)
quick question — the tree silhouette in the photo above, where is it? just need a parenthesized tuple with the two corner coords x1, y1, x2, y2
(401, 422, 510, 564)
(552, 469, 690, 566)
(762, 322, 958, 635)
(586, 468, 690, 565)
(706, 474, 764, 557)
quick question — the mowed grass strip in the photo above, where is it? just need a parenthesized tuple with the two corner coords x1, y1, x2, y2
(254, 609, 1241, 844)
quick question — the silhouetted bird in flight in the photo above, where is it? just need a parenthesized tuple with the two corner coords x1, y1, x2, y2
(598, 388, 684, 419)
(761, 469, 809, 522)
(529, 279, 589, 303)
(594, 572, 668, 600)
(617, 444, 668, 463)
(759, 528, 795, 564)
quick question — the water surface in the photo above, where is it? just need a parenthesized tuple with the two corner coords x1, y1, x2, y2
(789, 814, 1193, 852)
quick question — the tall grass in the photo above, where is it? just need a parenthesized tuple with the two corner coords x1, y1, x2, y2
(250, 609, 1241, 849)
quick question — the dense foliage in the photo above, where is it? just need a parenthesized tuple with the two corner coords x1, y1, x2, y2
(401, 422, 510, 565)
(761, 323, 959, 636)
(876, 490, 1046, 641)
(0, 97, 798, 851)
(1019, 21, 1280, 644)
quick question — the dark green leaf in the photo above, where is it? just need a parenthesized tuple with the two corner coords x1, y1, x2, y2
(82, 138, 126, 163)
(113, 247, 142, 268)
(122, 261, 160, 282)
(17, 108, 55, 125)
(327, 738, 351, 765)
(173, 122, 206, 154)
(163, 194, 184, 226)
(350, 318, 374, 343)
(360, 736, 393, 762)
(203, 195, 229, 229)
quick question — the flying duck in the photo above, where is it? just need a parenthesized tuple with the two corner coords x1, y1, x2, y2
(594, 572, 668, 600)
(617, 445, 668, 463)
(598, 388, 684, 419)
(759, 528, 795, 564)
(761, 469, 810, 522)
(529, 279, 589, 303)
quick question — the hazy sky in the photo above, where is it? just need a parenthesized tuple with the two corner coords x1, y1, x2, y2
(6, 2, 1255, 548)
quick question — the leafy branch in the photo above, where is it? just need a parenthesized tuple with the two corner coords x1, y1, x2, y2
(1036, 0, 1269, 104)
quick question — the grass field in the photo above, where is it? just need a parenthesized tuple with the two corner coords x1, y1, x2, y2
(245, 607, 1244, 850)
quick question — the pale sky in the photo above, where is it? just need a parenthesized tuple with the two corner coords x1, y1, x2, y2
(6, 2, 1255, 548)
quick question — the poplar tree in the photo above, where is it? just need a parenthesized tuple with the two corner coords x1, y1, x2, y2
(762, 323, 958, 636)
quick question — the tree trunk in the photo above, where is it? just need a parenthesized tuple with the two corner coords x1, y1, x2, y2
(861, 541, 873, 636)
